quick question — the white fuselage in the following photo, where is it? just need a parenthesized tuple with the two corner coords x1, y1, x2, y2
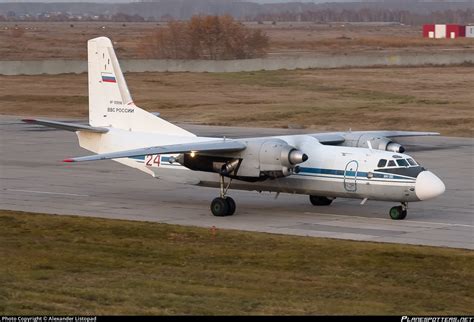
(77, 129, 444, 203)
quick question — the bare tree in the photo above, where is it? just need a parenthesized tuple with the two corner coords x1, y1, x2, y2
(143, 15, 270, 60)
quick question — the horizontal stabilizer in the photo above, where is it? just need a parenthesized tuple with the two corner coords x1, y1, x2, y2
(22, 119, 109, 133)
(64, 139, 247, 162)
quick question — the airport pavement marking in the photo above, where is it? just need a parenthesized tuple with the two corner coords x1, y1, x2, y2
(2, 116, 473, 249)
(303, 212, 474, 228)
(4, 188, 90, 197)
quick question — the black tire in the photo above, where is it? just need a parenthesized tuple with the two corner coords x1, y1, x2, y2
(309, 195, 333, 206)
(225, 197, 236, 216)
(389, 206, 407, 220)
(211, 197, 229, 217)
(399, 210, 407, 220)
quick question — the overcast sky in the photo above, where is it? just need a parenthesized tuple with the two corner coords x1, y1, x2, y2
(0, 0, 364, 3)
(0, 0, 133, 2)
(0, 0, 470, 3)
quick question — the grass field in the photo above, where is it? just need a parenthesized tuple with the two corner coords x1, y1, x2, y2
(0, 210, 473, 315)
(1, 22, 473, 60)
(1, 66, 473, 137)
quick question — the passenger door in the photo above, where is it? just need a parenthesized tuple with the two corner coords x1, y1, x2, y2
(344, 160, 358, 192)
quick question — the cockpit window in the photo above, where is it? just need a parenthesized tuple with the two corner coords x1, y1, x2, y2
(396, 159, 409, 167)
(387, 160, 396, 167)
(377, 159, 387, 167)
(407, 158, 417, 166)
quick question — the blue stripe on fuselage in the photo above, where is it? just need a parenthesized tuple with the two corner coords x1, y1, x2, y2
(126, 156, 414, 182)
(297, 167, 414, 181)
(129, 156, 145, 161)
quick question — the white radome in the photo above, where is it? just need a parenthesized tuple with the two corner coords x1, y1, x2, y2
(415, 171, 446, 201)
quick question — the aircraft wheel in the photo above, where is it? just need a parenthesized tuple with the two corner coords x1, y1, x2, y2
(225, 197, 236, 216)
(211, 197, 229, 217)
(399, 210, 407, 220)
(389, 206, 407, 220)
(309, 195, 333, 206)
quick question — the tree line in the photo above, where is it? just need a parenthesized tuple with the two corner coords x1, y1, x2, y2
(251, 9, 474, 25)
(1, 8, 473, 25)
(0, 12, 146, 22)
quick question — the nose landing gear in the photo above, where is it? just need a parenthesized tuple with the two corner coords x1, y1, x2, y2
(210, 175, 236, 217)
(389, 202, 407, 220)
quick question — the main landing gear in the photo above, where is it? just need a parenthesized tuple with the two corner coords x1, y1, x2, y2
(309, 195, 333, 206)
(210, 175, 236, 217)
(309, 195, 409, 220)
(389, 202, 408, 220)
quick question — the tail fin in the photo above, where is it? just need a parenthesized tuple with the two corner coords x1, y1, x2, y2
(87, 37, 194, 136)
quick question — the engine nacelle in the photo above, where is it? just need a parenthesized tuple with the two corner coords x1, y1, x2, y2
(341, 134, 405, 153)
(259, 139, 308, 178)
(178, 139, 308, 180)
(385, 142, 405, 153)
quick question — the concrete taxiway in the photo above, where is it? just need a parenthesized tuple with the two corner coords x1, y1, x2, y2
(1, 115, 473, 249)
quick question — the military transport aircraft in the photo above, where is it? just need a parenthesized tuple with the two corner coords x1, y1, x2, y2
(23, 37, 445, 220)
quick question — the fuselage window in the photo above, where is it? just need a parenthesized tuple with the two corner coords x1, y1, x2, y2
(387, 160, 396, 167)
(396, 159, 409, 167)
(377, 159, 387, 167)
(407, 158, 417, 166)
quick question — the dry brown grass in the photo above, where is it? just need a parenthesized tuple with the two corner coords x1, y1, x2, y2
(261, 22, 474, 55)
(1, 210, 473, 315)
(271, 36, 474, 53)
(0, 22, 157, 60)
(0, 22, 473, 60)
(1, 66, 473, 137)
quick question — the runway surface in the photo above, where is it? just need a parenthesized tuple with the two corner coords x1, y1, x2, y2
(1, 115, 473, 249)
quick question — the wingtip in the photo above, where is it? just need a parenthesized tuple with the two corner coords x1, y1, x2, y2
(22, 119, 35, 123)
(63, 158, 75, 163)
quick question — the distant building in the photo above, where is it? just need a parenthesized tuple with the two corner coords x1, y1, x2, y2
(446, 24, 466, 39)
(466, 26, 474, 38)
(423, 24, 435, 38)
(423, 24, 466, 39)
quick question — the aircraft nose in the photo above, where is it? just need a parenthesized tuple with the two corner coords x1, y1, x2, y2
(415, 171, 446, 201)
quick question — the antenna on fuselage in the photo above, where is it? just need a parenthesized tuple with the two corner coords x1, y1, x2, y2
(367, 141, 373, 151)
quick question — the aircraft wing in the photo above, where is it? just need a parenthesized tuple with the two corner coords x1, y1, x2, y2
(22, 119, 109, 133)
(348, 131, 440, 138)
(311, 131, 439, 144)
(64, 140, 247, 162)
(308, 133, 346, 144)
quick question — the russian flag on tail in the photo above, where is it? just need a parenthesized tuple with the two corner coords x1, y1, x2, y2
(101, 72, 116, 83)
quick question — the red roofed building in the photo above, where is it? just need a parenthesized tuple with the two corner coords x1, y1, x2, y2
(423, 24, 435, 38)
(446, 24, 466, 38)
(423, 24, 465, 39)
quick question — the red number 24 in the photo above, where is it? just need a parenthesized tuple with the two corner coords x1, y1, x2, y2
(145, 155, 160, 167)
